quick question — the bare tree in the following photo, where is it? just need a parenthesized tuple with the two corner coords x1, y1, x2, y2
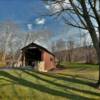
(0, 20, 20, 64)
(43, 0, 100, 87)
(56, 39, 67, 64)
(55, 39, 66, 51)
(67, 39, 74, 62)
(51, 41, 57, 52)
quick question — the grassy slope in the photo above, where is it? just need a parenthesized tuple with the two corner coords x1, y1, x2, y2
(0, 63, 100, 100)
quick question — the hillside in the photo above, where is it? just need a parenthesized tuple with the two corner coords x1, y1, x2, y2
(54, 47, 97, 64)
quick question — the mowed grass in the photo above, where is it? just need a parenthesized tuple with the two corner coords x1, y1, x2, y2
(0, 63, 100, 100)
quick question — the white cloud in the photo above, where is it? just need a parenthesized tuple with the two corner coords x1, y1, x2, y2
(45, 0, 71, 13)
(86, 33, 92, 43)
(50, 3, 61, 13)
(35, 18, 45, 25)
(45, 5, 50, 9)
(27, 24, 32, 30)
(63, 0, 71, 8)
(96, 31, 99, 39)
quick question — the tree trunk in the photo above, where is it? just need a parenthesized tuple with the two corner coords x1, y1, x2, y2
(97, 42, 100, 87)
(2, 53, 6, 62)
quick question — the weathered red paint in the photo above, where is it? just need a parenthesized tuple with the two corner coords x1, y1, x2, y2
(42, 51, 56, 70)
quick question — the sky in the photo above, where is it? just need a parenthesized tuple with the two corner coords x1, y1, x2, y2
(0, 0, 92, 51)
(0, 0, 65, 33)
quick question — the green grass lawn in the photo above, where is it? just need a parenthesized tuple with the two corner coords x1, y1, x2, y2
(0, 63, 100, 100)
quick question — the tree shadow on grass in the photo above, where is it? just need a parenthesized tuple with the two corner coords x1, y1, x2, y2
(0, 70, 94, 100)
(0, 77, 22, 100)
(59, 73, 97, 81)
(33, 71, 97, 87)
(22, 70, 100, 97)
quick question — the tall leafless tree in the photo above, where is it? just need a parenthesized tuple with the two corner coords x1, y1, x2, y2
(0, 20, 20, 63)
(67, 39, 74, 62)
(55, 39, 66, 51)
(43, 0, 100, 87)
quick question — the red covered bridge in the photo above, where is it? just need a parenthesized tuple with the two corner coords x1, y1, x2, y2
(20, 42, 56, 72)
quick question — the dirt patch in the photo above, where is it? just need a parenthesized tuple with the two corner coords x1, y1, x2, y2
(49, 67, 66, 73)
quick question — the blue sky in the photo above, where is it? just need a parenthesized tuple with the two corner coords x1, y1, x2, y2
(0, 0, 65, 33)
(0, 0, 44, 30)
(0, 0, 71, 49)
(0, 0, 39, 22)
(0, 0, 92, 50)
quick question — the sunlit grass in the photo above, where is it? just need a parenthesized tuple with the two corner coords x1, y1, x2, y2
(61, 61, 98, 68)
(0, 63, 100, 100)
(0, 61, 6, 67)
